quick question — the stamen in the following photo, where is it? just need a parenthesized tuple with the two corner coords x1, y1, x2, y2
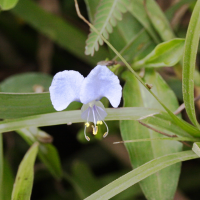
(102, 120, 109, 138)
(95, 107, 109, 138)
(97, 121, 103, 125)
(92, 125, 98, 135)
(84, 107, 91, 141)
(84, 125, 90, 141)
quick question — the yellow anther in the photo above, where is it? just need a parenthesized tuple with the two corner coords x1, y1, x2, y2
(92, 125, 98, 135)
(97, 121, 103, 125)
(85, 122, 90, 127)
(103, 132, 108, 138)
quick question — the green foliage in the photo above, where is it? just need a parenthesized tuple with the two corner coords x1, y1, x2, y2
(85, 0, 129, 56)
(0, 72, 52, 93)
(0, 0, 200, 199)
(121, 70, 182, 200)
(12, 0, 108, 65)
(192, 142, 200, 157)
(182, 0, 200, 129)
(11, 143, 39, 200)
(133, 38, 185, 69)
(0, 0, 19, 10)
(85, 151, 198, 200)
(17, 128, 62, 179)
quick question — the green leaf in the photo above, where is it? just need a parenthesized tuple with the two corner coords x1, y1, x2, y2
(0, 72, 52, 93)
(109, 12, 155, 63)
(0, 107, 160, 133)
(2, 159, 14, 200)
(11, 0, 108, 65)
(0, 92, 81, 119)
(0, 0, 19, 10)
(85, 0, 129, 56)
(192, 142, 200, 157)
(165, 0, 196, 21)
(182, 0, 200, 129)
(143, 0, 175, 41)
(11, 142, 39, 200)
(127, 0, 160, 43)
(84, 150, 198, 200)
(140, 113, 195, 139)
(16, 127, 62, 179)
(133, 38, 185, 69)
(120, 70, 182, 200)
(70, 161, 101, 198)
(84, 0, 100, 23)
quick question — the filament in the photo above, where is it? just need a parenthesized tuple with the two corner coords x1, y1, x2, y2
(95, 106, 109, 138)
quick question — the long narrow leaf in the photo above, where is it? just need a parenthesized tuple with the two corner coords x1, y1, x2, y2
(85, 150, 198, 200)
(0, 107, 160, 132)
(182, 0, 200, 128)
(11, 143, 39, 200)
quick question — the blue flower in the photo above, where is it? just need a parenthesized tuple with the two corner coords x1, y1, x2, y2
(49, 65, 122, 141)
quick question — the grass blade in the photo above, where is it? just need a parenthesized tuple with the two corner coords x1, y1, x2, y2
(84, 150, 198, 200)
(182, 0, 200, 128)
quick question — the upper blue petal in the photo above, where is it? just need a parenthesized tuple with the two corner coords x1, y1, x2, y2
(80, 65, 122, 107)
(49, 70, 84, 111)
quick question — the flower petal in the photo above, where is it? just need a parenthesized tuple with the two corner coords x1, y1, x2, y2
(49, 70, 84, 111)
(81, 101, 107, 123)
(80, 65, 122, 107)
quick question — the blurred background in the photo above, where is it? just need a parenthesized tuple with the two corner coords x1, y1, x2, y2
(1, 0, 200, 199)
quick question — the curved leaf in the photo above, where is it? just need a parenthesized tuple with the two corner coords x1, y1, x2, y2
(84, 150, 198, 200)
(182, 0, 200, 129)
(133, 38, 185, 69)
(85, 0, 129, 56)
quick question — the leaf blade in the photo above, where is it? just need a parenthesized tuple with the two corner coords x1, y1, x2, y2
(11, 142, 39, 200)
(182, 0, 200, 128)
(84, 150, 198, 200)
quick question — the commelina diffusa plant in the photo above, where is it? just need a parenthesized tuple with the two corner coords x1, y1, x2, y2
(49, 65, 122, 141)
(2, 0, 200, 200)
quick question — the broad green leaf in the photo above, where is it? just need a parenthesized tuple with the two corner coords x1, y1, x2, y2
(133, 38, 185, 69)
(0, 0, 19, 10)
(192, 142, 200, 157)
(182, 0, 200, 129)
(11, 142, 39, 200)
(85, 150, 198, 200)
(127, 0, 160, 43)
(0, 92, 81, 119)
(2, 159, 14, 200)
(85, 0, 129, 56)
(17, 127, 62, 179)
(0, 72, 52, 93)
(0, 107, 160, 133)
(11, 0, 108, 65)
(120, 70, 182, 200)
(84, 0, 100, 23)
